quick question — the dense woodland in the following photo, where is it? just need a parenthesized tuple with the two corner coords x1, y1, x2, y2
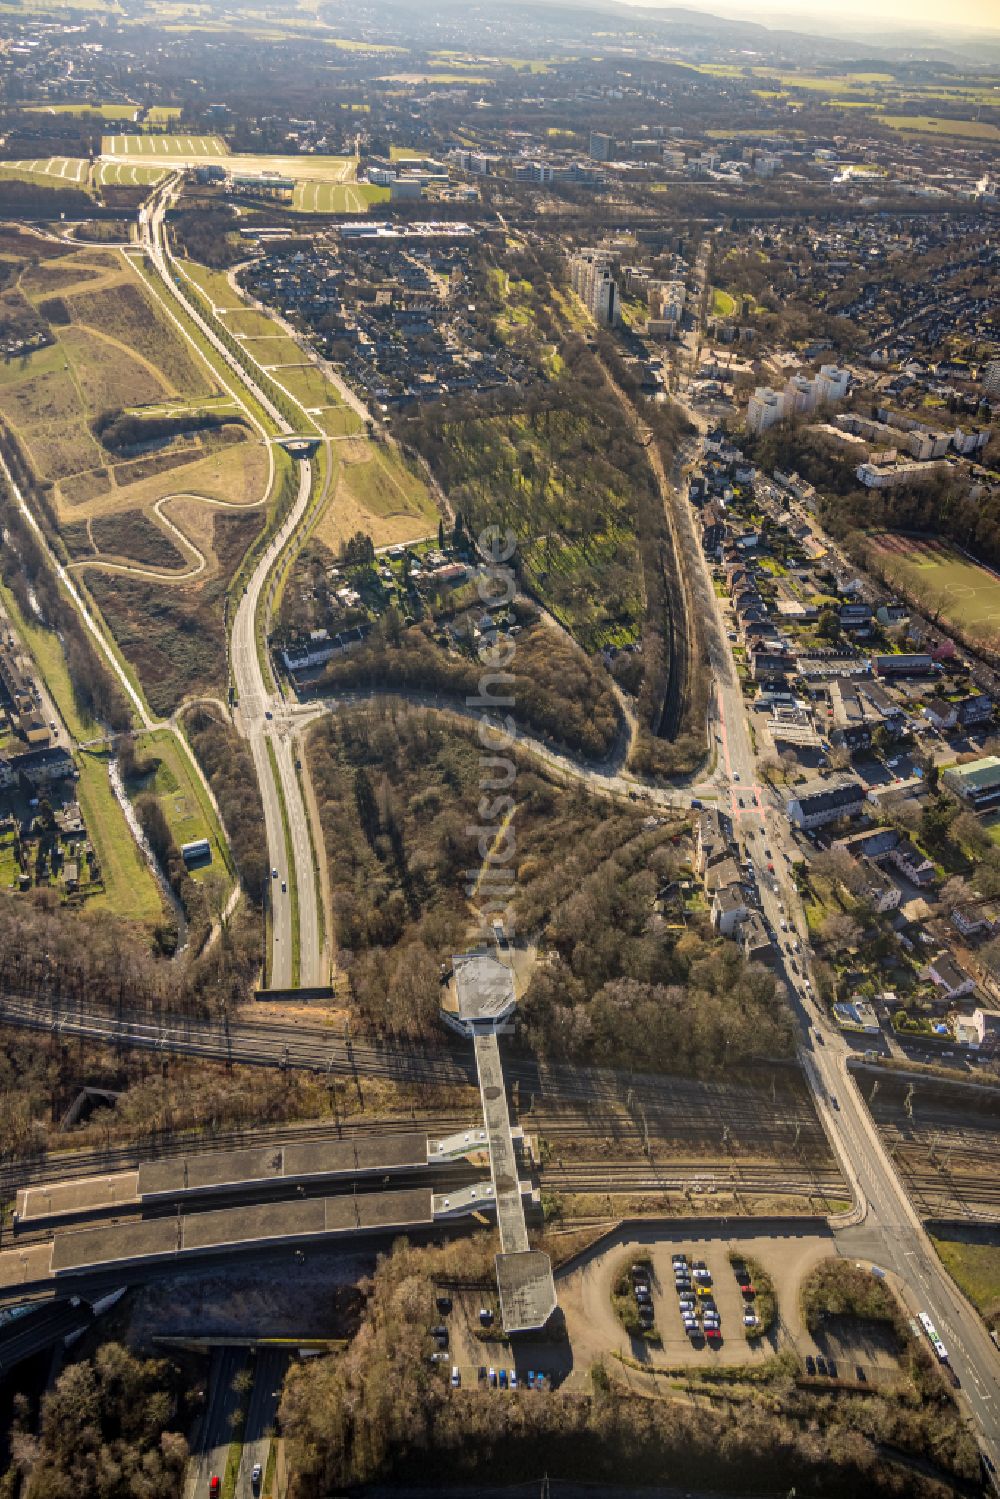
(317, 608, 621, 761)
(308, 705, 790, 1072)
(6, 1344, 189, 1499)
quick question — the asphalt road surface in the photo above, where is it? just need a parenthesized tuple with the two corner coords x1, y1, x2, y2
(236, 1348, 287, 1498)
(141, 183, 325, 989)
(185, 1346, 247, 1499)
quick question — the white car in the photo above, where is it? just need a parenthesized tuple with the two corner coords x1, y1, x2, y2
(451, 1366, 460, 1387)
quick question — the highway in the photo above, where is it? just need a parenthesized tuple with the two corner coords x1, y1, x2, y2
(236, 1348, 286, 1499)
(139, 182, 326, 988)
(185, 1346, 247, 1499)
(672, 367, 1000, 1470)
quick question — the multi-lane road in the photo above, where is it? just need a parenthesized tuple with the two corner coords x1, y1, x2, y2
(140, 183, 325, 988)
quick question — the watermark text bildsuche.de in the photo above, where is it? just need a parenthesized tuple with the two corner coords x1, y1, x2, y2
(465, 526, 517, 944)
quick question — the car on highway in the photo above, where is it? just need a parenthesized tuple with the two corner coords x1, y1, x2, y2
(252, 1463, 262, 1490)
(281, 880, 287, 893)
(272, 868, 278, 879)
(209, 1480, 220, 1497)
(830, 1095, 840, 1110)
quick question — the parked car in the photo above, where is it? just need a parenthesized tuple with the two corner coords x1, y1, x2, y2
(526, 1371, 535, 1389)
(498, 1369, 508, 1389)
(816, 1356, 828, 1376)
(805, 1355, 816, 1375)
(509, 1371, 518, 1390)
(451, 1366, 460, 1387)
(827, 1359, 838, 1379)
(488, 1367, 497, 1387)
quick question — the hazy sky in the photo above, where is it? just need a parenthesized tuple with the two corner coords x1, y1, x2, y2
(626, 0, 1000, 35)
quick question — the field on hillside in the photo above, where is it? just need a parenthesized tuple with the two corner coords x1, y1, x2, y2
(0, 243, 274, 714)
(95, 161, 169, 187)
(313, 440, 439, 551)
(869, 535, 1000, 646)
(102, 132, 228, 156)
(880, 114, 1000, 141)
(131, 727, 235, 893)
(0, 157, 90, 188)
(293, 180, 387, 214)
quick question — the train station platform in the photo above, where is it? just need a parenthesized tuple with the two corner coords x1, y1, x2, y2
(15, 1133, 434, 1230)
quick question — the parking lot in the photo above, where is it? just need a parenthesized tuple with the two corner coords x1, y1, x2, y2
(556, 1223, 837, 1373)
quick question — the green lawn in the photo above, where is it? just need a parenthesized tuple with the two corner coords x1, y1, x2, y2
(711, 287, 736, 318)
(881, 114, 1000, 141)
(0, 581, 100, 742)
(135, 727, 235, 891)
(931, 1234, 1000, 1329)
(869, 535, 1000, 646)
(76, 750, 164, 924)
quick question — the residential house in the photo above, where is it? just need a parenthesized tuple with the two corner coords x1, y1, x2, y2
(833, 827, 900, 860)
(886, 837, 936, 887)
(695, 808, 732, 878)
(785, 774, 866, 830)
(955, 1008, 1000, 1053)
(952, 904, 997, 939)
(712, 883, 749, 937)
(740, 912, 775, 966)
(927, 953, 975, 1001)
(957, 694, 994, 729)
(858, 858, 903, 913)
(924, 698, 958, 731)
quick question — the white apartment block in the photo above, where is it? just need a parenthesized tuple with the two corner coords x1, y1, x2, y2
(747, 364, 851, 434)
(570, 249, 619, 327)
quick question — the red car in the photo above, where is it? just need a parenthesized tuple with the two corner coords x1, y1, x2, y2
(210, 1479, 220, 1496)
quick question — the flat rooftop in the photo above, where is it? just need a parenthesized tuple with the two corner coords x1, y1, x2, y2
(17, 1171, 139, 1225)
(49, 1187, 435, 1275)
(474, 1032, 528, 1257)
(137, 1133, 427, 1198)
(496, 1249, 558, 1336)
(16, 1136, 431, 1228)
(454, 950, 517, 1027)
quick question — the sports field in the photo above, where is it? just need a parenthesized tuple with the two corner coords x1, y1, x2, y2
(96, 161, 169, 187)
(870, 535, 1000, 644)
(292, 179, 387, 213)
(0, 157, 90, 186)
(102, 133, 229, 157)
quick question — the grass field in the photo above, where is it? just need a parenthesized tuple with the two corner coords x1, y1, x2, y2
(25, 103, 138, 119)
(880, 114, 1000, 141)
(76, 749, 165, 924)
(315, 442, 438, 551)
(270, 363, 345, 410)
(0, 580, 100, 742)
(869, 535, 1000, 647)
(96, 161, 169, 187)
(711, 286, 736, 317)
(102, 133, 228, 157)
(135, 727, 235, 891)
(311, 404, 365, 438)
(931, 1233, 1000, 1330)
(292, 180, 387, 214)
(176, 258, 239, 309)
(0, 157, 90, 187)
